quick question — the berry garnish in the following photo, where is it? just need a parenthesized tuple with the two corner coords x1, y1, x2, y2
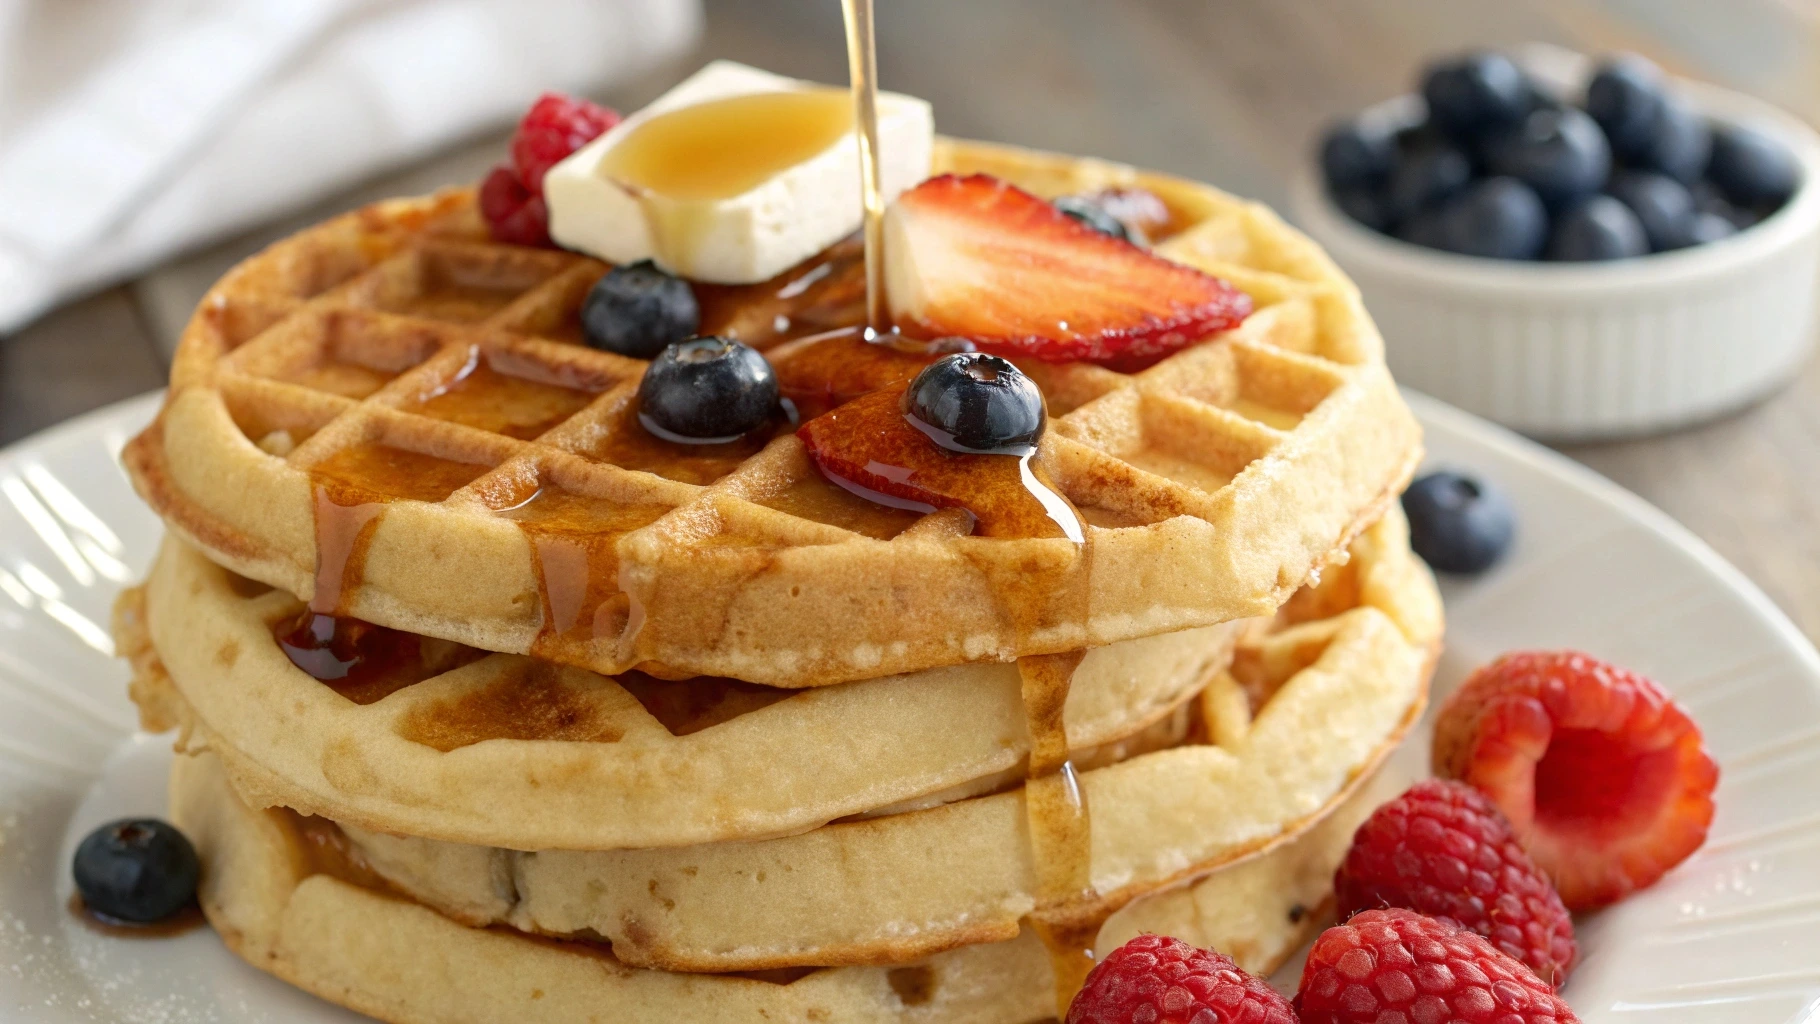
(1483, 107, 1612, 210)
(883, 174, 1251, 371)
(1421, 53, 1532, 142)
(1335, 779, 1578, 987)
(1401, 471, 1515, 574)
(1586, 54, 1667, 160)
(1708, 125, 1800, 210)
(1065, 933, 1297, 1024)
(637, 337, 778, 441)
(581, 260, 701, 358)
(479, 164, 552, 248)
(1052, 195, 1137, 244)
(1321, 120, 1398, 191)
(1083, 187, 1175, 242)
(1295, 908, 1580, 1024)
(1546, 195, 1649, 262)
(1422, 178, 1549, 260)
(903, 353, 1045, 452)
(72, 818, 201, 924)
(510, 92, 621, 196)
(1607, 170, 1698, 251)
(1433, 650, 1719, 911)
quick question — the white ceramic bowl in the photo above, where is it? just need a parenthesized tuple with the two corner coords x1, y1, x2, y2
(1288, 48, 1820, 440)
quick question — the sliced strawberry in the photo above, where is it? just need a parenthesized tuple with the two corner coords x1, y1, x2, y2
(883, 174, 1251, 371)
(1434, 650, 1719, 911)
(797, 387, 1074, 538)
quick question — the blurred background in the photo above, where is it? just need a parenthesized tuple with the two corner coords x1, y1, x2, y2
(1, 0, 1818, 625)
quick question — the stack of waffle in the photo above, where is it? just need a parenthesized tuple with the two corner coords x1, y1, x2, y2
(115, 139, 1441, 1023)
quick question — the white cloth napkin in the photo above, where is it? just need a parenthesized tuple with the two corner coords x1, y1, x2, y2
(0, 0, 702, 333)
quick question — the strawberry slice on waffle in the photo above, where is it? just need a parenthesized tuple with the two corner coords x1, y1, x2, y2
(883, 174, 1252, 371)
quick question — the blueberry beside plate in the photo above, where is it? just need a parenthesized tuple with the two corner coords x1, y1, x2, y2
(1319, 52, 1800, 262)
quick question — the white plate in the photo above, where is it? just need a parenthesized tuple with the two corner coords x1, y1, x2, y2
(1, 391, 1817, 1023)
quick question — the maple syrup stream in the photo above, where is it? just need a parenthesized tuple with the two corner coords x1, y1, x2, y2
(841, 0, 887, 332)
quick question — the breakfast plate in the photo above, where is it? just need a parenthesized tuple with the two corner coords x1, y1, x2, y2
(1, 389, 1816, 1023)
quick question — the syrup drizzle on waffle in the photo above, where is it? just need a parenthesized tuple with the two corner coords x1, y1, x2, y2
(274, 205, 1111, 1006)
(1019, 650, 1099, 1010)
(498, 484, 670, 665)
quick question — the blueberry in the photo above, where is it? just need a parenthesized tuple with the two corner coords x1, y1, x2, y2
(1586, 54, 1667, 159)
(72, 819, 200, 924)
(1402, 471, 1515, 575)
(1631, 94, 1712, 185)
(1386, 145, 1474, 223)
(903, 353, 1044, 452)
(1707, 125, 1800, 210)
(1686, 211, 1738, 245)
(580, 260, 700, 359)
(1332, 184, 1396, 234)
(1395, 209, 1450, 250)
(1606, 170, 1696, 250)
(1320, 120, 1398, 189)
(1484, 107, 1612, 209)
(1421, 53, 1532, 141)
(1691, 180, 1759, 229)
(1547, 196, 1650, 261)
(1394, 122, 1449, 157)
(637, 337, 778, 440)
(1428, 177, 1549, 260)
(1052, 195, 1136, 243)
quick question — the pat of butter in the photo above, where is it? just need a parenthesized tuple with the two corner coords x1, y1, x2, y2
(545, 61, 934, 284)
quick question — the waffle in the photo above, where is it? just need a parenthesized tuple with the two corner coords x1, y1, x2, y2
(172, 744, 1402, 1024)
(139, 508, 1439, 973)
(123, 139, 1423, 687)
(120, 538, 1247, 851)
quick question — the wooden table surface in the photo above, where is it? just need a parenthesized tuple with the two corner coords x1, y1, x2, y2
(5, 0, 1819, 636)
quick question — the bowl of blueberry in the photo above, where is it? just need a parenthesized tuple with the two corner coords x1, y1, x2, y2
(1288, 44, 1820, 440)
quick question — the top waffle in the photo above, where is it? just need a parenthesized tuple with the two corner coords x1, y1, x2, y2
(124, 139, 1421, 687)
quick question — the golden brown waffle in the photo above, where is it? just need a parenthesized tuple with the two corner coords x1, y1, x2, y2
(150, 509, 1438, 973)
(121, 538, 1246, 851)
(172, 745, 1402, 1024)
(123, 139, 1422, 687)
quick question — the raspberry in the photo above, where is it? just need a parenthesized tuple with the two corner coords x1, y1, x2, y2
(1335, 779, 1577, 987)
(1433, 650, 1718, 911)
(1295, 909, 1580, 1024)
(1066, 933, 1296, 1024)
(479, 165, 551, 248)
(510, 92, 620, 195)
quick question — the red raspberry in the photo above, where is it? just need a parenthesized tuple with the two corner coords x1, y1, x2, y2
(479, 165, 551, 248)
(1433, 650, 1718, 911)
(1066, 933, 1295, 1024)
(1295, 908, 1580, 1024)
(510, 92, 620, 195)
(1335, 779, 1577, 987)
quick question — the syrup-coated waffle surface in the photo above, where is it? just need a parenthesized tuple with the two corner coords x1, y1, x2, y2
(157, 510, 1439, 973)
(173, 746, 1399, 1024)
(124, 139, 1422, 687)
(121, 539, 1246, 851)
